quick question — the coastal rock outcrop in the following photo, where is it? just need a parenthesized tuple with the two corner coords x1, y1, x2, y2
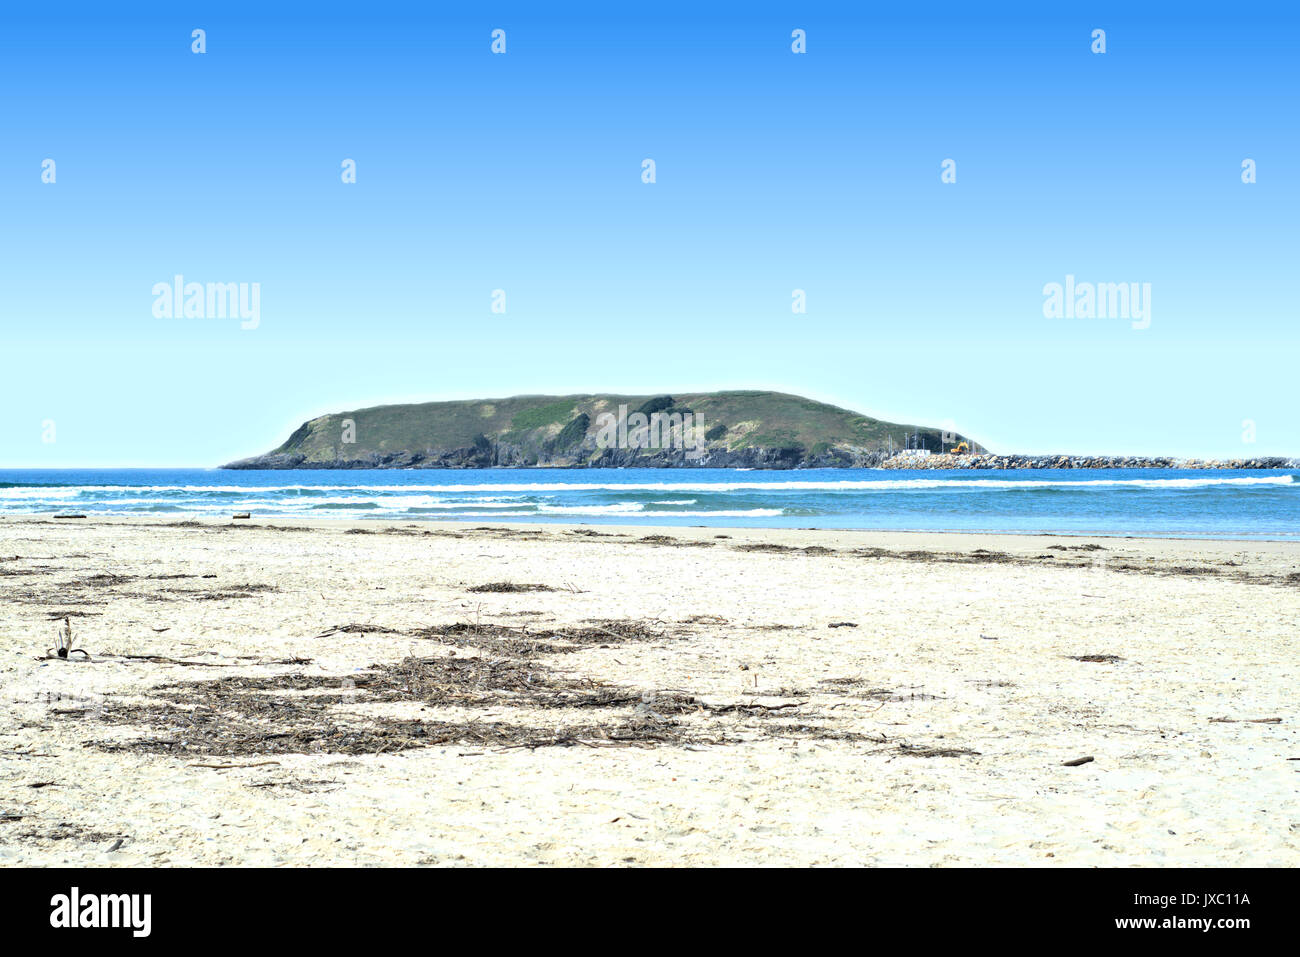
(877, 452, 1295, 470)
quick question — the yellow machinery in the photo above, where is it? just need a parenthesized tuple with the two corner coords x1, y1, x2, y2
(950, 441, 970, 454)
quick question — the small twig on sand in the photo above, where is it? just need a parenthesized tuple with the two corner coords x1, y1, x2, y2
(102, 654, 239, 667)
(188, 761, 281, 770)
(1209, 717, 1282, 724)
(1061, 755, 1095, 767)
(97, 653, 309, 667)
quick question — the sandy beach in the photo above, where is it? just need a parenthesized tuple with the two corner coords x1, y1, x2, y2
(1, 515, 1296, 867)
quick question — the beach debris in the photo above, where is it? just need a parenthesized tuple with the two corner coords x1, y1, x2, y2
(248, 777, 341, 793)
(633, 692, 666, 722)
(467, 582, 558, 593)
(980, 634, 1000, 640)
(1068, 654, 1123, 664)
(895, 744, 980, 758)
(89, 650, 308, 668)
(1209, 716, 1282, 724)
(52, 513, 86, 519)
(45, 616, 90, 660)
(635, 534, 712, 548)
(315, 623, 402, 639)
(827, 622, 858, 629)
(104, 653, 236, 667)
(13, 822, 124, 844)
(411, 618, 672, 654)
(734, 542, 834, 555)
(83, 615, 908, 757)
(1061, 755, 1095, 767)
(971, 678, 1015, 689)
(231, 512, 251, 520)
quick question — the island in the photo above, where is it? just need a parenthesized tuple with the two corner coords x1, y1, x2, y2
(222, 391, 1292, 470)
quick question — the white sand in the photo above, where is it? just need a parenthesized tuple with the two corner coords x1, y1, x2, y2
(1, 516, 1296, 866)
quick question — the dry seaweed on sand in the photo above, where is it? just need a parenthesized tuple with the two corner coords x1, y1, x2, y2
(734, 543, 836, 556)
(410, 618, 675, 654)
(67, 573, 136, 587)
(893, 744, 981, 758)
(467, 582, 558, 593)
(635, 534, 713, 548)
(90, 678, 723, 756)
(86, 612, 911, 757)
(315, 623, 403, 638)
(1069, 654, 1123, 664)
(0, 566, 52, 578)
(16, 823, 125, 844)
(846, 543, 1293, 587)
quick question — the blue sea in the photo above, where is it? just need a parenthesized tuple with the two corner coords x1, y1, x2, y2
(1, 468, 1297, 540)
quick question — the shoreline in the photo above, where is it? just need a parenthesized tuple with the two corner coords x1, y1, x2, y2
(223, 456, 1300, 470)
(5, 463, 1297, 472)
(6, 513, 1299, 546)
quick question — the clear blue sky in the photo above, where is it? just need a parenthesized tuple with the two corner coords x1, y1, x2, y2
(2, 1, 1296, 465)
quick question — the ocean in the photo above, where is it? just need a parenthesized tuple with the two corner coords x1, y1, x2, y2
(1, 467, 1296, 540)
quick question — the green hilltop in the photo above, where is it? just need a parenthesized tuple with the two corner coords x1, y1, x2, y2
(222, 391, 983, 469)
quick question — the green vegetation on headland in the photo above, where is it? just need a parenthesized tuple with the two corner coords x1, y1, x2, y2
(221, 391, 1296, 470)
(221, 391, 980, 469)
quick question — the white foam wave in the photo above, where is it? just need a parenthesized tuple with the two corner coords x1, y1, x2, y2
(537, 503, 645, 515)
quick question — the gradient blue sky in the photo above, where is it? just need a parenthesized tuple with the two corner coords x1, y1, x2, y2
(2, 1, 1297, 465)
